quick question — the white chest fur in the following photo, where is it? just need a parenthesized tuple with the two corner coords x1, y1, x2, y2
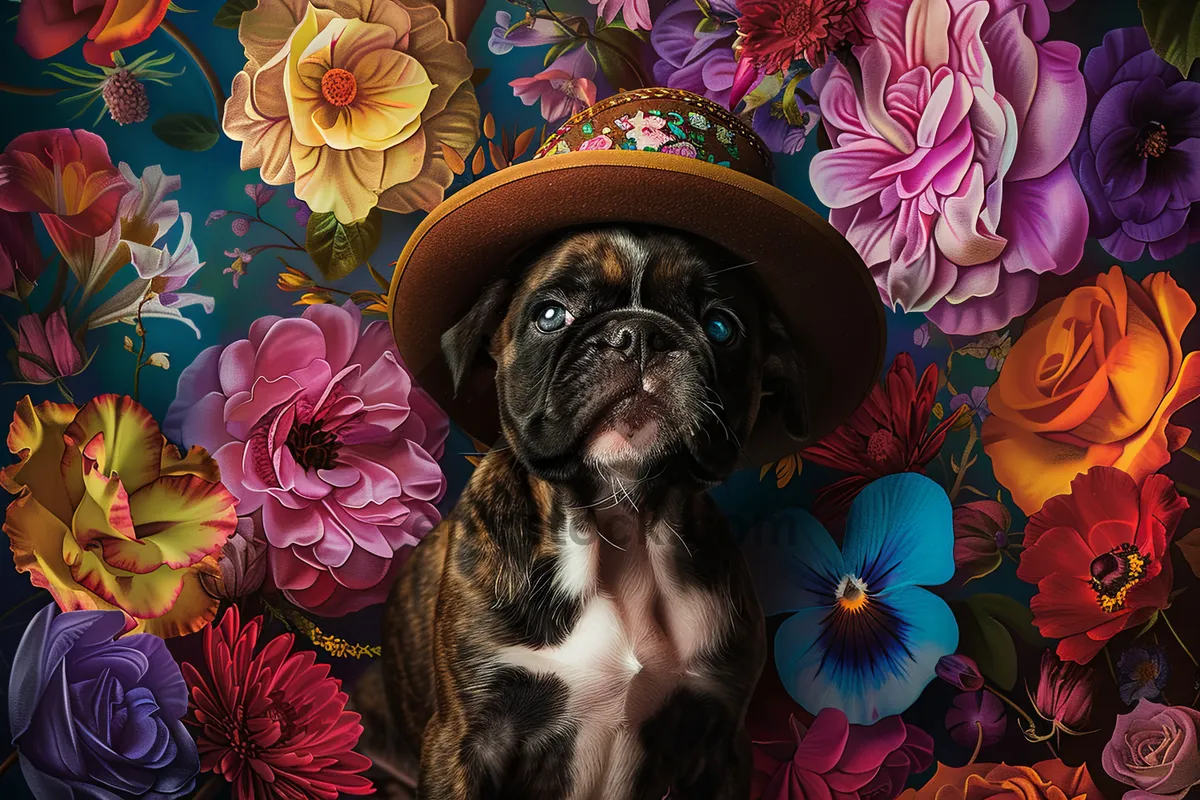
(495, 511, 729, 800)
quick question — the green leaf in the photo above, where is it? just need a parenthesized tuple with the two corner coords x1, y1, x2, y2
(1139, 0, 1200, 77)
(694, 16, 723, 35)
(741, 71, 785, 114)
(151, 114, 220, 151)
(544, 39, 581, 68)
(305, 209, 382, 282)
(367, 262, 391, 292)
(951, 593, 1044, 690)
(214, 0, 258, 29)
(589, 28, 646, 92)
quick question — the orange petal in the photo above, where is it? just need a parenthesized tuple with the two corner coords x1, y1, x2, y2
(981, 414, 1122, 516)
(1114, 351, 1200, 481)
(1141, 270, 1197, 378)
(64, 394, 163, 494)
(2, 396, 78, 524)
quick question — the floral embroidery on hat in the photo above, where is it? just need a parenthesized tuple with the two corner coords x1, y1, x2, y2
(620, 111, 673, 150)
(580, 134, 614, 150)
(716, 126, 734, 145)
(687, 111, 710, 130)
(662, 141, 699, 158)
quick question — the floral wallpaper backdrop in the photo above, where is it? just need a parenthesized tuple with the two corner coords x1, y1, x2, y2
(1, 0, 1199, 798)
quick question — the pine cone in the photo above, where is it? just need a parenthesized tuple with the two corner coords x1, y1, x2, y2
(102, 69, 149, 125)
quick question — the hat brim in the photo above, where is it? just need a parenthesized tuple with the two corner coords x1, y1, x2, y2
(388, 149, 885, 466)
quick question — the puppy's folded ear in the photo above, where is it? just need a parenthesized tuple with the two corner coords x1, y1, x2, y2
(760, 312, 809, 442)
(441, 278, 513, 395)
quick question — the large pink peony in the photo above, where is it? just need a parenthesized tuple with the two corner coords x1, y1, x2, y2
(810, 0, 1088, 335)
(165, 301, 448, 616)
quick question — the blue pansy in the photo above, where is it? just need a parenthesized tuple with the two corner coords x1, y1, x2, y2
(743, 473, 958, 725)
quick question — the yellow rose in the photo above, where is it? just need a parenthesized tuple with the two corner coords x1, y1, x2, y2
(983, 266, 1200, 515)
(224, 0, 479, 223)
(2, 395, 237, 637)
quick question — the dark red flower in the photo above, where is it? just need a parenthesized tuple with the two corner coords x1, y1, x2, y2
(1017, 467, 1187, 665)
(181, 606, 374, 800)
(802, 353, 962, 520)
(735, 0, 871, 72)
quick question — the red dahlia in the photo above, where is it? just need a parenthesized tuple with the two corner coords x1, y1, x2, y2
(802, 352, 961, 520)
(1017, 467, 1186, 665)
(735, 0, 871, 72)
(182, 606, 374, 799)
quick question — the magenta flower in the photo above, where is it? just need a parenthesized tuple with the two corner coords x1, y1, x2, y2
(0, 210, 43, 292)
(16, 307, 85, 383)
(510, 47, 598, 124)
(750, 709, 931, 800)
(165, 301, 449, 617)
(936, 654, 985, 692)
(810, 0, 1088, 335)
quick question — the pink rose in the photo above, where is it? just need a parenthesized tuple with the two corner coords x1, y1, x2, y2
(661, 141, 699, 159)
(1103, 700, 1200, 800)
(751, 709, 931, 800)
(810, 0, 1088, 335)
(580, 134, 615, 151)
(165, 301, 449, 617)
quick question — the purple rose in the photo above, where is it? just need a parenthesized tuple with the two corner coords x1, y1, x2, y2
(1103, 700, 1200, 800)
(650, 0, 739, 106)
(1071, 27, 1200, 261)
(9, 603, 199, 799)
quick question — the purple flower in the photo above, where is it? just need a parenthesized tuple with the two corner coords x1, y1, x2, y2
(16, 307, 85, 383)
(946, 690, 1007, 749)
(650, 0, 739, 106)
(913, 322, 931, 348)
(488, 10, 569, 56)
(751, 78, 821, 155)
(951, 386, 991, 420)
(936, 654, 985, 692)
(1118, 645, 1169, 705)
(286, 196, 311, 226)
(1071, 28, 1200, 262)
(224, 246, 254, 263)
(9, 603, 199, 799)
(245, 183, 276, 208)
(231, 216, 252, 236)
(205, 209, 227, 225)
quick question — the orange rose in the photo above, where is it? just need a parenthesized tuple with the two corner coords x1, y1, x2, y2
(899, 760, 1103, 800)
(983, 266, 1200, 515)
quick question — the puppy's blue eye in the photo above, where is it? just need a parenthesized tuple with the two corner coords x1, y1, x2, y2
(704, 312, 735, 344)
(535, 303, 571, 332)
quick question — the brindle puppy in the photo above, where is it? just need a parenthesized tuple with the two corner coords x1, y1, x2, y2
(363, 224, 807, 799)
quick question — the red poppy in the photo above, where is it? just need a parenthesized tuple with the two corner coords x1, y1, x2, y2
(181, 606, 374, 800)
(802, 353, 961, 520)
(735, 0, 871, 73)
(1017, 467, 1186, 665)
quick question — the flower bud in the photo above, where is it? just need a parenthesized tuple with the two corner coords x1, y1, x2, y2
(952, 500, 1009, 585)
(16, 307, 86, 383)
(201, 518, 268, 600)
(1034, 650, 1096, 733)
(936, 654, 985, 691)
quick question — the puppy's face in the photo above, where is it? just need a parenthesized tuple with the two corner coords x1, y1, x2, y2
(443, 226, 805, 485)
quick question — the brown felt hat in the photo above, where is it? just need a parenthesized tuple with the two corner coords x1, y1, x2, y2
(388, 87, 885, 466)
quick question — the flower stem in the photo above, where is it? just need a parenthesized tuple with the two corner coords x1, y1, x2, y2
(947, 421, 977, 503)
(159, 18, 226, 115)
(0, 750, 17, 778)
(1103, 644, 1118, 687)
(0, 83, 61, 96)
(968, 721, 983, 766)
(1161, 609, 1198, 667)
(1180, 445, 1200, 463)
(984, 683, 1039, 731)
(131, 296, 151, 402)
(1175, 481, 1200, 501)
(192, 774, 226, 800)
(254, 209, 305, 249)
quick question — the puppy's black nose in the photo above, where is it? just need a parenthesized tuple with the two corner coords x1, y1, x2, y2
(597, 318, 673, 366)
